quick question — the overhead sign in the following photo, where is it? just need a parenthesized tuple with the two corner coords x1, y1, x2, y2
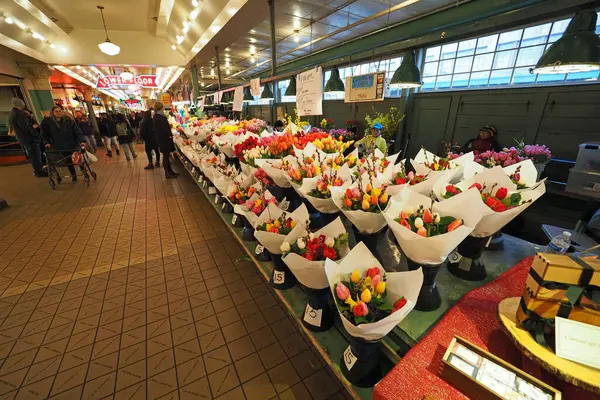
(296, 67, 323, 117)
(159, 92, 172, 107)
(250, 78, 261, 96)
(232, 87, 243, 112)
(96, 75, 158, 88)
(344, 72, 385, 103)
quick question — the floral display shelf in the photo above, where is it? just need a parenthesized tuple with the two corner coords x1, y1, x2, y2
(177, 148, 402, 399)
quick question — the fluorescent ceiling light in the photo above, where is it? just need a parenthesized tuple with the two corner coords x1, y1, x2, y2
(190, 8, 200, 19)
(15, 19, 26, 29)
(210, 25, 220, 33)
(99, 40, 120, 56)
(192, 0, 199, 6)
(172, 45, 177, 50)
(5, 17, 13, 24)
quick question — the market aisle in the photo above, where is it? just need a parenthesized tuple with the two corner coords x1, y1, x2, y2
(0, 147, 351, 400)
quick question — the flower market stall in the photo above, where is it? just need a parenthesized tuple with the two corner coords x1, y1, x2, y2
(171, 115, 570, 398)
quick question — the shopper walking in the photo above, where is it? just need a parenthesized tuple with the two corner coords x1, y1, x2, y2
(116, 114, 137, 161)
(140, 109, 160, 169)
(8, 98, 47, 177)
(104, 113, 121, 157)
(41, 106, 87, 183)
(75, 111, 97, 153)
(153, 102, 178, 178)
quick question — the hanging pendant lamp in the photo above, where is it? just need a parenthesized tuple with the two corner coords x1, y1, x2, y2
(220, 92, 229, 104)
(261, 83, 274, 100)
(97, 6, 120, 56)
(228, 91, 235, 104)
(242, 87, 254, 102)
(533, 10, 600, 74)
(324, 67, 345, 94)
(284, 76, 297, 96)
(389, 50, 423, 89)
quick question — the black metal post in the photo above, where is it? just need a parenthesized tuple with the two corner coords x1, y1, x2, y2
(214, 46, 222, 91)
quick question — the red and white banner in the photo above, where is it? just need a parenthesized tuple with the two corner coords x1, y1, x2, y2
(96, 75, 158, 88)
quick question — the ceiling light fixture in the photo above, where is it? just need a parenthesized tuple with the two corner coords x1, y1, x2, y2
(97, 6, 120, 56)
(121, 70, 133, 80)
(192, 0, 199, 6)
(533, 10, 600, 74)
(49, 43, 56, 48)
(324, 66, 345, 94)
(242, 87, 254, 102)
(388, 50, 423, 88)
(260, 83, 274, 101)
(183, 26, 189, 34)
(191, 8, 200, 19)
(5, 17, 13, 24)
(285, 76, 296, 97)
(210, 25, 220, 33)
(172, 44, 177, 50)
(176, 35, 184, 45)
(15, 19, 25, 29)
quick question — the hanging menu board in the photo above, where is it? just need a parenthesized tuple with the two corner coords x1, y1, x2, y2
(296, 67, 323, 116)
(232, 87, 244, 112)
(250, 78, 261, 96)
(344, 72, 386, 103)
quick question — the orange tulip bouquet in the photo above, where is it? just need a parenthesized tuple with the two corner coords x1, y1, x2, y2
(383, 188, 484, 311)
(325, 242, 423, 385)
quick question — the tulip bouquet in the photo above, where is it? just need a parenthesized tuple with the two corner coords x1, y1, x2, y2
(295, 132, 330, 151)
(313, 135, 354, 155)
(298, 165, 353, 214)
(233, 191, 278, 228)
(325, 242, 423, 340)
(253, 203, 309, 254)
(503, 159, 545, 192)
(282, 230, 348, 262)
(254, 155, 297, 188)
(227, 184, 259, 205)
(474, 148, 524, 168)
(266, 133, 297, 158)
(326, 150, 358, 170)
(357, 151, 394, 178)
(308, 173, 346, 199)
(240, 118, 268, 134)
(286, 156, 321, 186)
(384, 160, 444, 196)
(254, 168, 274, 188)
(394, 206, 464, 238)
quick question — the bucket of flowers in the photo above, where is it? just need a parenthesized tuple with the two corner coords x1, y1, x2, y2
(326, 149, 358, 171)
(325, 242, 423, 387)
(384, 160, 444, 196)
(233, 191, 278, 241)
(413, 148, 472, 183)
(285, 155, 321, 191)
(254, 203, 309, 289)
(503, 159, 546, 192)
(355, 148, 399, 180)
(383, 188, 484, 311)
(281, 217, 349, 331)
(331, 175, 390, 264)
(437, 166, 545, 281)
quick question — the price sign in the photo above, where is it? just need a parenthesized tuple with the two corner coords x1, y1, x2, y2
(280, 200, 290, 211)
(343, 346, 358, 371)
(198, 176, 203, 183)
(303, 304, 323, 327)
(221, 202, 226, 210)
(202, 181, 208, 188)
(214, 196, 220, 204)
(255, 245, 264, 255)
(459, 257, 473, 272)
(208, 187, 217, 195)
(191, 167, 195, 174)
(231, 214, 238, 225)
(485, 236, 493, 247)
(273, 270, 285, 284)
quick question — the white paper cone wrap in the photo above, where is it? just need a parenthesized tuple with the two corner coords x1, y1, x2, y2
(283, 217, 349, 289)
(255, 156, 296, 187)
(325, 242, 423, 341)
(502, 159, 547, 193)
(293, 142, 318, 158)
(253, 203, 310, 254)
(462, 161, 485, 180)
(384, 189, 484, 264)
(299, 178, 352, 214)
(330, 183, 387, 234)
(240, 162, 258, 178)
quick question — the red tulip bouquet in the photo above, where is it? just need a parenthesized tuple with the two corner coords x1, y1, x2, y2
(325, 242, 423, 339)
(298, 165, 352, 214)
(253, 203, 309, 255)
(282, 217, 349, 290)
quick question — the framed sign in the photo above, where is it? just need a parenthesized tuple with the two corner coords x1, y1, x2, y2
(250, 78, 261, 96)
(96, 75, 158, 88)
(296, 67, 323, 116)
(344, 72, 386, 103)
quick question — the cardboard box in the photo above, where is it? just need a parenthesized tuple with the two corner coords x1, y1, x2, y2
(531, 253, 600, 287)
(518, 290, 600, 328)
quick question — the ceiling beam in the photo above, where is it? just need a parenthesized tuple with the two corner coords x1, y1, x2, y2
(26, 0, 73, 34)
(154, 0, 175, 38)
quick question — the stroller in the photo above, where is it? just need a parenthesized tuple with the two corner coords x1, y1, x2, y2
(45, 146, 97, 190)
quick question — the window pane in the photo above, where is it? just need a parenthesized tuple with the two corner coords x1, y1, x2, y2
(521, 23, 551, 46)
(457, 39, 476, 57)
(476, 34, 498, 54)
(515, 45, 545, 67)
(423, 62, 438, 77)
(566, 70, 600, 81)
(388, 57, 401, 73)
(422, 77, 436, 91)
(436, 75, 452, 89)
(324, 71, 331, 82)
(438, 59, 455, 75)
(489, 69, 512, 86)
(469, 71, 490, 87)
(472, 54, 494, 71)
(493, 50, 517, 69)
(454, 56, 473, 73)
(441, 43, 458, 59)
(425, 46, 441, 62)
(512, 67, 536, 85)
(549, 18, 570, 43)
(536, 72, 565, 83)
(370, 62, 379, 73)
(497, 29, 523, 50)
(452, 73, 470, 88)
(359, 63, 369, 75)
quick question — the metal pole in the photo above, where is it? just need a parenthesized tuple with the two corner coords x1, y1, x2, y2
(214, 46, 222, 91)
(268, 0, 276, 122)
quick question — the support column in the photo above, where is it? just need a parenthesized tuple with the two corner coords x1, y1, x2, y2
(268, 0, 277, 123)
(214, 46, 222, 91)
(191, 65, 200, 106)
(82, 88, 100, 135)
(21, 65, 54, 123)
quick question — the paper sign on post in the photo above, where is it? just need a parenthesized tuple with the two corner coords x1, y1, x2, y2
(250, 78, 261, 96)
(255, 245, 264, 255)
(296, 67, 323, 116)
(343, 346, 358, 370)
(233, 86, 243, 112)
(273, 270, 285, 284)
(303, 304, 323, 327)
(555, 317, 600, 369)
(231, 214, 238, 225)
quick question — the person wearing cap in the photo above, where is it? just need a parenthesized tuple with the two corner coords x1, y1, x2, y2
(355, 122, 387, 154)
(463, 125, 500, 153)
(7, 98, 47, 177)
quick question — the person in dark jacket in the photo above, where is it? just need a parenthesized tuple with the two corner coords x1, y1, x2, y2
(41, 106, 87, 183)
(140, 109, 160, 170)
(115, 114, 137, 161)
(153, 102, 178, 178)
(462, 125, 501, 153)
(8, 98, 46, 177)
(103, 113, 121, 157)
(75, 111, 97, 153)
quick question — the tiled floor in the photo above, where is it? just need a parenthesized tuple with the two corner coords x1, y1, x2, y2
(0, 146, 351, 400)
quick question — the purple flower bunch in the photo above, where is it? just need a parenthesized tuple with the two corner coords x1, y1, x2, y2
(522, 144, 552, 164)
(474, 148, 525, 168)
(329, 129, 353, 138)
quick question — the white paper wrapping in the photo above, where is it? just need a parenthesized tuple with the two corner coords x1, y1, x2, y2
(330, 181, 388, 234)
(461, 161, 485, 180)
(386, 161, 451, 197)
(253, 203, 310, 254)
(233, 191, 276, 227)
(325, 242, 423, 341)
(298, 165, 353, 213)
(255, 155, 297, 188)
(384, 188, 484, 264)
(502, 159, 547, 192)
(283, 217, 349, 289)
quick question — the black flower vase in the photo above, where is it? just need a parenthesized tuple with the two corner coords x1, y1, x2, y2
(241, 217, 256, 242)
(351, 225, 388, 266)
(487, 231, 504, 251)
(447, 235, 491, 281)
(269, 254, 296, 290)
(340, 336, 382, 388)
(221, 200, 234, 214)
(232, 213, 244, 228)
(405, 258, 447, 312)
(301, 287, 334, 332)
(266, 185, 286, 202)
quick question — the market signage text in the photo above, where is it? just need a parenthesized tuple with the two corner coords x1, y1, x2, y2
(96, 75, 158, 88)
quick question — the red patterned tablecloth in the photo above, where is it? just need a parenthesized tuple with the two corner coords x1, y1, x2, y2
(373, 257, 600, 400)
